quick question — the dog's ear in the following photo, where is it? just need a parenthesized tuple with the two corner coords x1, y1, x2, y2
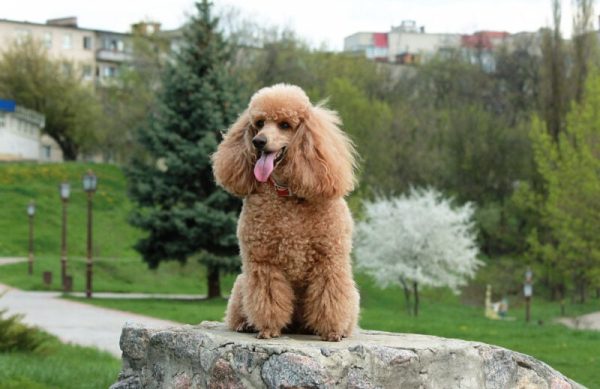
(212, 109, 257, 197)
(284, 104, 357, 200)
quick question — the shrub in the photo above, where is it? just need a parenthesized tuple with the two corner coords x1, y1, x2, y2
(0, 304, 45, 352)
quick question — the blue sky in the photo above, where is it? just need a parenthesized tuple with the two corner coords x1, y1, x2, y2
(3, 0, 581, 50)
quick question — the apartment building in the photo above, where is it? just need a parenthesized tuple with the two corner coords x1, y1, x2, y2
(344, 20, 509, 68)
(0, 17, 132, 83)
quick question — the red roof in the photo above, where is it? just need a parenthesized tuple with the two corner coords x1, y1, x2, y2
(461, 31, 509, 50)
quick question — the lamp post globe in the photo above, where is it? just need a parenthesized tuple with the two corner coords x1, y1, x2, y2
(27, 201, 35, 216)
(60, 182, 71, 200)
(83, 170, 97, 192)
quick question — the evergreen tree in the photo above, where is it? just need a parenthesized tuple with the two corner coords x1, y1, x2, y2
(127, 0, 242, 298)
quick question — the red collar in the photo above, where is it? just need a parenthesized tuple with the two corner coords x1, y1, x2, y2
(269, 177, 294, 197)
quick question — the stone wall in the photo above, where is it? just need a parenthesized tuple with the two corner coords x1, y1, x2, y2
(111, 321, 582, 389)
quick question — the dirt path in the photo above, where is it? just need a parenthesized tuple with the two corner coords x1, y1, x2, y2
(0, 283, 181, 357)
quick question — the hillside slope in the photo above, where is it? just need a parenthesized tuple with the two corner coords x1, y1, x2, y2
(0, 163, 140, 258)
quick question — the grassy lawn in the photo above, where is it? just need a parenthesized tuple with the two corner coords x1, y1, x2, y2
(65, 296, 229, 324)
(0, 255, 236, 295)
(0, 162, 235, 296)
(69, 273, 600, 388)
(0, 335, 119, 389)
(0, 163, 140, 258)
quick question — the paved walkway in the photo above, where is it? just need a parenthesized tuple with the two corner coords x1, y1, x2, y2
(556, 312, 600, 331)
(0, 257, 27, 266)
(0, 283, 181, 357)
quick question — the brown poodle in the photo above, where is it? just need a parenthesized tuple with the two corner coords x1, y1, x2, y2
(212, 84, 360, 342)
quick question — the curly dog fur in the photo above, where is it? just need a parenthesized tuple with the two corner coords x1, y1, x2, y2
(212, 84, 360, 341)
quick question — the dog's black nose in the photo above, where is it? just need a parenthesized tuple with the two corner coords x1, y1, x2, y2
(252, 134, 267, 150)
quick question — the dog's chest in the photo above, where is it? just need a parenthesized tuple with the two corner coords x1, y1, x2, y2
(238, 191, 345, 280)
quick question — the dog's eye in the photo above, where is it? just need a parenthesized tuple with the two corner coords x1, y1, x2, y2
(279, 121, 291, 130)
(255, 120, 264, 129)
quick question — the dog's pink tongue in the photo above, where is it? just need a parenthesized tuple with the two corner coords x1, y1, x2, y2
(254, 152, 276, 182)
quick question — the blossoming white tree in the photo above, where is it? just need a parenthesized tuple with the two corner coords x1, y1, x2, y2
(354, 188, 482, 316)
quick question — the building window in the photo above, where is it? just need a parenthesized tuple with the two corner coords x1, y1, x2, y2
(103, 37, 125, 52)
(63, 34, 72, 49)
(83, 36, 93, 50)
(103, 66, 118, 78)
(82, 65, 93, 80)
(43, 32, 53, 48)
(15, 29, 31, 45)
(43, 145, 52, 159)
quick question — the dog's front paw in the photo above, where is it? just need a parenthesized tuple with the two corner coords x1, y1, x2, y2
(321, 332, 343, 342)
(257, 328, 281, 339)
(234, 322, 255, 333)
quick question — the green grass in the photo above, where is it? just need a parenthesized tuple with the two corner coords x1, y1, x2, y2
(0, 163, 140, 258)
(65, 296, 229, 324)
(69, 273, 600, 388)
(0, 255, 235, 294)
(0, 333, 119, 389)
(0, 162, 235, 296)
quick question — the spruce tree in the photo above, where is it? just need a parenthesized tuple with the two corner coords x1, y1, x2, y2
(127, 0, 242, 298)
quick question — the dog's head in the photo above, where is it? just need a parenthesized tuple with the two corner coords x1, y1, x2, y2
(212, 84, 357, 200)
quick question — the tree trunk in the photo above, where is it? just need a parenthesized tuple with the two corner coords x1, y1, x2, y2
(51, 133, 79, 161)
(207, 267, 221, 299)
(399, 278, 412, 315)
(413, 281, 419, 317)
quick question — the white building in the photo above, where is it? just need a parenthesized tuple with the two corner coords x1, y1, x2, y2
(0, 99, 62, 162)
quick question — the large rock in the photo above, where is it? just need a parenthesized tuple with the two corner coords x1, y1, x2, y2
(111, 321, 581, 389)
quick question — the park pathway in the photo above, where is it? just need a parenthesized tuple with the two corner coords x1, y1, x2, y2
(0, 257, 27, 266)
(0, 282, 181, 357)
(556, 312, 600, 331)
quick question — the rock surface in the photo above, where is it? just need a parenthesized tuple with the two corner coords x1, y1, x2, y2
(111, 321, 582, 389)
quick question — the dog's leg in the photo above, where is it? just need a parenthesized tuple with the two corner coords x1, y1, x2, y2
(243, 264, 294, 339)
(303, 264, 360, 342)
(225, 274, 255, 332)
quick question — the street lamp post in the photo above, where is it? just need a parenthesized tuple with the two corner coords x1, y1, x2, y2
(27, 201, 35, 275)
(59, 182, 70, 291)
(83, 170, 97, 298)
(524, 267, 533, 323)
